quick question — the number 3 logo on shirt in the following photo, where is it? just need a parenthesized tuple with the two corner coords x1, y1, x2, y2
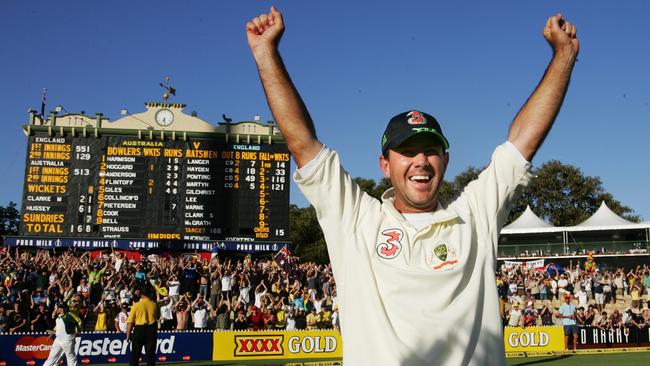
(376, 228, 403, 259)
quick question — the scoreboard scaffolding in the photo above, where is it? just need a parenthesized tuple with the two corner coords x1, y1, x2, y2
(11, 102, 291, 252)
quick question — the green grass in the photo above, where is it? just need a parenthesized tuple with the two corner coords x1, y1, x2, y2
(506, 352, 650, 366)
(82, 353, 650, 366)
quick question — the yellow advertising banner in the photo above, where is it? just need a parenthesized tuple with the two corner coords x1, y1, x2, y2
(504, 326, 565, 353)
(213, 330, 343, 362)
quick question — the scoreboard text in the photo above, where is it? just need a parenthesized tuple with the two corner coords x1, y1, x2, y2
(19, 134, 290, 242)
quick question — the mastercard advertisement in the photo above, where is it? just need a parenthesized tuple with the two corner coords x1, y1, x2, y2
(1, 332, 212, 366)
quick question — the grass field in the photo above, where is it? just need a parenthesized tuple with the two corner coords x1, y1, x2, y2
(506, 352, 650, 366)
(83, 352, 650, 366)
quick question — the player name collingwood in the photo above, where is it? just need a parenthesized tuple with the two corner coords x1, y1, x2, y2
(103, 195, 139, 201)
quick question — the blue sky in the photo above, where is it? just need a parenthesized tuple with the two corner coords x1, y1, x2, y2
(1, 0, 648, 221)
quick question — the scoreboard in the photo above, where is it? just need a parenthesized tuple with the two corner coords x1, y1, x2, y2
(19, 134, 290, 244)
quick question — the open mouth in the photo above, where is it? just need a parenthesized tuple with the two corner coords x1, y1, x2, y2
(409, 175, 432, 184)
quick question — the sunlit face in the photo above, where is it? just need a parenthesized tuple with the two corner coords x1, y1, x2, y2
(380, 134, 449, 213)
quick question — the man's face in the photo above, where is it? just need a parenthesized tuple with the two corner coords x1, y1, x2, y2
(380, 134, 449, 213)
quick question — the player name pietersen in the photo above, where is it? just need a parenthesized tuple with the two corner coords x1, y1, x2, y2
(103, 203, 137, 209)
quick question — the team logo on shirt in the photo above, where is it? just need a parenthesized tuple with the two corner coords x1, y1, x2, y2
(434, 244, 448, 261)
(407, 111, 427, 125)
(429, 244, 459, 271)
(376, 228, 403, 259)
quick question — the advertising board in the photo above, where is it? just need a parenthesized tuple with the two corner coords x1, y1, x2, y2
(1, 331, 212, 366)
(504, 326, 565, 353)
(212, 330, 343, 362)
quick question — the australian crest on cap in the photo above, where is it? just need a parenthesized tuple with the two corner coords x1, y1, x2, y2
(407, 111, 427, 125)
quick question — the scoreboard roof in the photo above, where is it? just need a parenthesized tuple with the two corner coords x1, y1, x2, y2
(26, 101, 286, 143)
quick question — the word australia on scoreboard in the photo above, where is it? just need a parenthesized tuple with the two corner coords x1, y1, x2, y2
(19, 102, 290, 244)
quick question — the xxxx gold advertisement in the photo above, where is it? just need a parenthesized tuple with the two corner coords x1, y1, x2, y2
(504, 326, 565, 353)
(213, 330, 342, 362)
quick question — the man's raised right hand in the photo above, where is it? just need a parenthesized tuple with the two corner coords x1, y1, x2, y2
(246, 6, 284, 53)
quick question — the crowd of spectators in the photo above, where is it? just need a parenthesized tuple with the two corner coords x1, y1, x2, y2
(1, 247, 649, 335)
(0, 248, 339, 334)
(499, 263, 650, 330)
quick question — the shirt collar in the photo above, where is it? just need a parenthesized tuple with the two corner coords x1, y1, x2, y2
(381, 188, 459, 226)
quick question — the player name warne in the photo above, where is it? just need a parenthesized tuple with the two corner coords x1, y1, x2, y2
(184, 205, 204, 210)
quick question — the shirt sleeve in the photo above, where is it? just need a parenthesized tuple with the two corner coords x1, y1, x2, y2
(455, 142, 533, 249)
(127, 304, 136, 324)
(294, 148, 380, 269)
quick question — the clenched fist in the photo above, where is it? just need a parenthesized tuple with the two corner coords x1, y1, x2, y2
(246, 6, 285, 53)
(543, 14, 579, 56)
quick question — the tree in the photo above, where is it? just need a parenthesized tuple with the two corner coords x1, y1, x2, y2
(432, 162, 638, 225)
(437, 166, 482, 203)
(353, 177, 392, 200)
(0, 201, 20, 237)
(289, 204, 327, 263)
(509, 160, 639, 225)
